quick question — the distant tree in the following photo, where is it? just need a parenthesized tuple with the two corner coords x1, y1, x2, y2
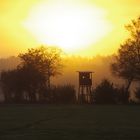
(94, 79, 117, 104)
(19, 46, 63, 89)
(111, 16, 140, 92)
(0, 67, 45, 103)
(18, 65, 46, 102)
(1, 70, 15, 102)
(47, 85, 76, 104)
(0, 46, 63, 103)
(1, 69, 24, 102)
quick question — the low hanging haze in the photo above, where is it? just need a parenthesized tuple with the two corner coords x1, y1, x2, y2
(0, 0, 140, 57)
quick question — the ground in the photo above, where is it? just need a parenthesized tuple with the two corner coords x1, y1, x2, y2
(0, 105, 140, 140)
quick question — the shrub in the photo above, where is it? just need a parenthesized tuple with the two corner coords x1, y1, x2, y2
(47, 85, 76, 104)
(94, 79, 117, 104)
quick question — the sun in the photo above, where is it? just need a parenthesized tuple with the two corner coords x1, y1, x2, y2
(23, 1, 112, 53)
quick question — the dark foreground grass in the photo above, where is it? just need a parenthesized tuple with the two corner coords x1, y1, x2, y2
(0, 105, 140, 140)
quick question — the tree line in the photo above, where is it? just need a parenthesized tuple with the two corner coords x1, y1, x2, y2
(0, 46, 75, 103)
(0, 16, 140, 104)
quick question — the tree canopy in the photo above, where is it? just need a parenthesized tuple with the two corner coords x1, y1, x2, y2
(0, 46, 63, 103)
(19, 46, 63, 88)
(111, 16, 140, 91)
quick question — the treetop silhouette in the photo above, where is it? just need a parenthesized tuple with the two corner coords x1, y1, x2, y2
(111, 16, 140, 92)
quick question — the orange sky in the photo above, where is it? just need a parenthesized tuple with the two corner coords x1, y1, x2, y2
(0, 0, 140, 57)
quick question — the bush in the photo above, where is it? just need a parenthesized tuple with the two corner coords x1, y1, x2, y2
(46, 85, 76, 104)
(94, 79, 117, 104)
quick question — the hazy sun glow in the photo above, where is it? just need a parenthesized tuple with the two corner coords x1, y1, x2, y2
(23, 1, 112, 53)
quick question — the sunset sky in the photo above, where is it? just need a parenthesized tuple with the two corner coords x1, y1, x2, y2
(0, 0, 140, 57)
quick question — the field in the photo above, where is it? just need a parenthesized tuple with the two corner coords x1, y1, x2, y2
(0, 105, 140, 140)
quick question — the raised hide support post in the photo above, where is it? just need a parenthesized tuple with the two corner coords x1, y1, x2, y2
(77, 71, 93, 104)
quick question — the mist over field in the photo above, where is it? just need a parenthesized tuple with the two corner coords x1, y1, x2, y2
(0, 55, 139, 102)
(0, 55, 135, 101)
(0, 55, 118, 85)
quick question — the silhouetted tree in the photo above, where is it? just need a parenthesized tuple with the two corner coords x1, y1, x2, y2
(94, 79, 117, 104)
(0, 67, 45, 103)
(1, 70, 14, 102)
(111, 16, 140, 92)
(18, 46, 63, 101)
(18, 65, 46, 102)
(19, 46, 63, 89)
(1, 70, 24, 102)
(0, 46, 63, 103)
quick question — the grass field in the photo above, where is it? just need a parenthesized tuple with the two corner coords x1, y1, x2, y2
(0, 105, 140, 140)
